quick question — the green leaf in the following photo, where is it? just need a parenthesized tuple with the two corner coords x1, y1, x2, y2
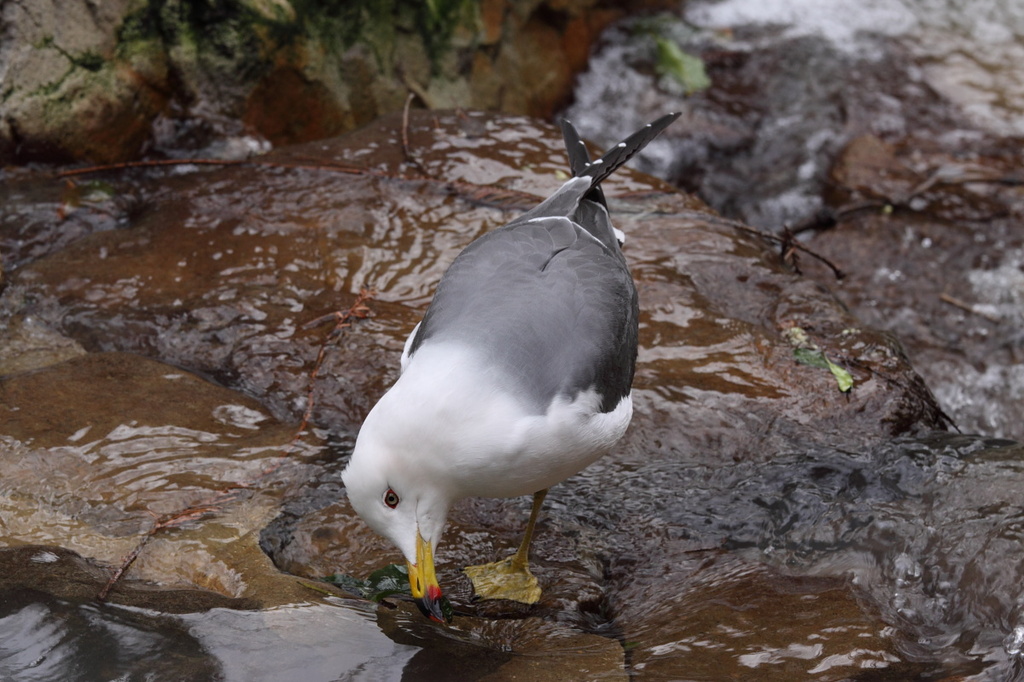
(362, 563, 411, 602)
(324, 563, 410, 601)
(439, 595, 455, 622)
(654, 37, 711, 94)
(793, 347, 829, 370)
(323, 564, 455, 617)
(322, 572, 368, 595)
(793, 348, 853, 393)
(826, 358, 854, 393)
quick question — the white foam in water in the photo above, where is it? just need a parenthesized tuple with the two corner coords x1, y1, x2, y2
(967, 248, 1024, 325)
(684, 0, 918, 54)
(687, 0, 1024, 135)
(1005, 625, 1024, 657)
(29, 551, 59, 564)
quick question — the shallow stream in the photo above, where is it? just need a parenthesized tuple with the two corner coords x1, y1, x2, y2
(1, 2, 1023, 680)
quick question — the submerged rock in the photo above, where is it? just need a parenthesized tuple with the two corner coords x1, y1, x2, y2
(0, 350, 326, 606)
(4, 111, 947, 440)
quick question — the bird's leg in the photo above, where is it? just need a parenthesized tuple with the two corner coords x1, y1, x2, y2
(508, 489, 547, 571)
(463, 489, 548, 604)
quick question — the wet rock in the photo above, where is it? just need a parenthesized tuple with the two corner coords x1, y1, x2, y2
(0, 545, 253, 613)
(4, 111, 947, 442)
(563, 6, 1024, 444)
(609, 552, 932, 680)
(0, 315, 85, 376)
(564, 14, 970, 230)
(0, 168, 130, 273)
(593, 432, 1024, 678)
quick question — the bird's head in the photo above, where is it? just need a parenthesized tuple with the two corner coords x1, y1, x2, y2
(341, 409, 452, 623)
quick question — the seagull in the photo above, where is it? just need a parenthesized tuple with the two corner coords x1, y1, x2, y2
(342, 112, 680, 622)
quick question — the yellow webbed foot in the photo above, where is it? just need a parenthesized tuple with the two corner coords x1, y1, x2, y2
(463, 556, 541, 604)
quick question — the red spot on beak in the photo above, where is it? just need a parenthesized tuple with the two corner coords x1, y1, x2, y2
(427, 584, 443, 603)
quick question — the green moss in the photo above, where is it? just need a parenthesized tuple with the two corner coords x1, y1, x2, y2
(116, 0, 476, 77)
(115, 1, 274, 88)
(417, 0, 476, 60)
(74, 51, 106, 72)
(654, 36, 710, 95)
(35, 36, 107, 74)
(633, 14, 713, 95)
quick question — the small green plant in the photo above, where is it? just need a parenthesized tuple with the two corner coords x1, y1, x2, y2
(786, 326, 854, 393)
(324, 563, 455, 620)
(654, 35, 710, 95)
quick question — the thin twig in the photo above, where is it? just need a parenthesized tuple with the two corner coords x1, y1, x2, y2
(939, 293, 1001, 322)
(779, 226, 801, 274)
(300, 288, 376, 432)
(97, 536, 153, 600)
(57, 157, 373, 179)
(58, 158, 247, 178)
(399, 70, 434, 110)
(712, 215, 846, 280)
(444, 179, 541, 211)
(908, 165, 1024, 199)
(401, 93, 415, 165)
(401, 92, 430, 178)
(55, 153, 548, 215)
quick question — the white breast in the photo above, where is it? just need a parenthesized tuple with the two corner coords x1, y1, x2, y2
(367, 341, 632, 500)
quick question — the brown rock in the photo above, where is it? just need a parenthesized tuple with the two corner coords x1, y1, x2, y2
(1, 0, 660, 163)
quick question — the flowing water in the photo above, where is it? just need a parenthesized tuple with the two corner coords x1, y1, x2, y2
(566, 0, 1024, 444)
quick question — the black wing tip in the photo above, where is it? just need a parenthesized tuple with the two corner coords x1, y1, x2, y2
(577, 112, 680, 186)
(630, 111, 682, 147)
(558, 112, 681, 179)
(560, 118, 592, 178)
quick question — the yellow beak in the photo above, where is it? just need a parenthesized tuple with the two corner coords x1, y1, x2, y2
(406, 531, 448, 623)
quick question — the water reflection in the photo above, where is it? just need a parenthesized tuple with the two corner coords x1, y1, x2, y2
(182, 601, 422, 681)
(0, 589, 218, 681)
(0, 589, 434, 682)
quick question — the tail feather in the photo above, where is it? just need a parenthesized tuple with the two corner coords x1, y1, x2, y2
(510, 113, 679, 229)
(560, 119, 593, 177)
(560, 119, 608, 210)
(575, 112, 680, 188)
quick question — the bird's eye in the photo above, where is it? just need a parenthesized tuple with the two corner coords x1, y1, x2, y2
(383, 488, 400, 509)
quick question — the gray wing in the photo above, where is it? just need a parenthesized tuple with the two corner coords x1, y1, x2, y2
(407, 216, 638, 414)
(405, 113, 679, 412)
